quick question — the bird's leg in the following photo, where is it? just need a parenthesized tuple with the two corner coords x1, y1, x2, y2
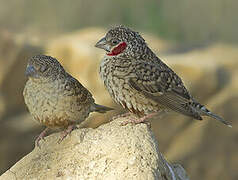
(35, 127, 49, 148)
(58, 125, 75, 144)
(111, 112, 131, 121)
(121, 112, 158, 126)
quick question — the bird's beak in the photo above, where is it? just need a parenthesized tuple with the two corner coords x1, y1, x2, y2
(25, 65, 37, 77)
(95, 37, 111, 52)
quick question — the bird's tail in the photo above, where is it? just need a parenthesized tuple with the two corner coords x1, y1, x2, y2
(92, 103, 114, 113)
(194, 103, 232, 127)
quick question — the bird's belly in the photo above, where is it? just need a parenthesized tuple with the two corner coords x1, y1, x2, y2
(24, 82, 90, 128)
(103, 74, 161, 116)
(100, 59, 163, 116)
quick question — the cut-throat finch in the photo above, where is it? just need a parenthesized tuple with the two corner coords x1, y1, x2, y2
(23, 55, 113, 147)
(95, 25, 231, 127)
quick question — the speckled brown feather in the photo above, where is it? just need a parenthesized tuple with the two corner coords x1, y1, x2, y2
(23, 55, 113, 130)
(96, 25, 231, 127)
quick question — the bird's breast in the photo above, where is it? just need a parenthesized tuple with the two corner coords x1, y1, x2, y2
(99, 58, 162, 116)
(23, 80, 91, 128)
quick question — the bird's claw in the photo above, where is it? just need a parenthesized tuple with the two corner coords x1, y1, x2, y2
(35, 128, 49, 148)
(111, 112, 131, 121)
(120, 116, 151, 127)
(57, 125, 75, 144)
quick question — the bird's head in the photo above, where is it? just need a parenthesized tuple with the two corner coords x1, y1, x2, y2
(95, 25, 147, 58)
(25, 55, 65, 82)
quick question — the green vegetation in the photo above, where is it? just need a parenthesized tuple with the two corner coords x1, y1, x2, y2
(0, 0, 237, 44)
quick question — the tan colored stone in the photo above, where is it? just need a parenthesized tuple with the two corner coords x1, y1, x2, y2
(0, 117, 189, 180)
(149, 44, 238, 180)
(165, 120, 208, 161)
(164, 72, 238, 180)
(0, 93, 6, 119)
(185, 43, 238, 71)
(152, 43, 238, 144)
(0, 113, 40, 174)
(0, 31, 43, 116)
(141, 33, 171, 53)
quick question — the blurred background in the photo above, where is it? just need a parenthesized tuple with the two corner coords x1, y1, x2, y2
(0, 0, 237, 179)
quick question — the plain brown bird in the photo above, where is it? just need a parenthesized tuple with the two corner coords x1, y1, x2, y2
(95, 25, 231, 127)
(23, 55, 113, 147)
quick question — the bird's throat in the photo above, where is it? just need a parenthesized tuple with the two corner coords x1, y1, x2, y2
(107, 42, 127, 56)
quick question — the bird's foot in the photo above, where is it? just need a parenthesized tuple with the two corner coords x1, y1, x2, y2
(120, 116, 150, 127)
(111, 112, 131, 121)
(57, 125, 75, 144)
(35, 128, 49, 148)
(121, 113, 158, 127)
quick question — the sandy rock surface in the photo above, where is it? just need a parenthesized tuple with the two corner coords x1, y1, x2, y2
(0, 117, 188, 180)
(0, 31, 43, 118)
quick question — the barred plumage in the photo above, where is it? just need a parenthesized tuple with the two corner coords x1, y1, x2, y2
(95, 25, 231, 127)
(23, 55, 113, 147)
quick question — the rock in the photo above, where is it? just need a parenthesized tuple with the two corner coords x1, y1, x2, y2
(0, 31, 43, 174)
(173, 164, 190, 180)
(0, 93, 6, 120)
(164, 119, 208, 161)
(183, 71, 238, 180)
(0, 31, 43, 118)
(0, 117, 189, 180)
(0, 113, 41, 175)
(152, 43, 238, 150)
(150, 44, 238, 180)
(140, 33, 171, 54)
(163, 72, 238, 180)
(184, 43, 238, 72)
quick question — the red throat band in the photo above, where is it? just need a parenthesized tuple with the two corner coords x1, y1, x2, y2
(107, 42, 127, 56)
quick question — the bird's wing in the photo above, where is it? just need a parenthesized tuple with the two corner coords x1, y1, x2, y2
(128, 60, 201, 118)
(63, 75, 94, 104)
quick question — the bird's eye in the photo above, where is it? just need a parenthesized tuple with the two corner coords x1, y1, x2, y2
(111, 39, 119, 45)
